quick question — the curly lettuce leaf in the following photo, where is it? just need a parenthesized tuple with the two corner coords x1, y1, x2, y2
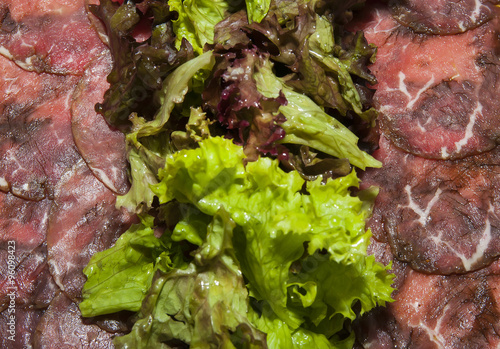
(169, 0, 238, 55)
(113, 209, 268, 348)
(248, 306, 355, 349)
(203, 48, 288, 161)
(83, 1, 391, 347)
(208, 0, 377, 121)
(204, 6, 379, 169)
(130, 50, 215, 140)
(151, 136, 393, 345)
(168, 0, 271, 55)
(81, 137, 393, 347)
(79, 215, 178, 317)
(308, 14, 377, 123)
(170, 106, 214, 150)
(116, 51, 215, 212)
(115, 146, 158, 213)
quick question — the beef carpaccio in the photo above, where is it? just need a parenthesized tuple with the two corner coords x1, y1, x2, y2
(2, 0, 500, 348)
(0, 0, 135, 347)
(350, 0, 500, 348)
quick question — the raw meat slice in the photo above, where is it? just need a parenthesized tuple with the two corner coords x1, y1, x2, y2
(0, 0, 85, 22)
(0, 0, 134, 346)
(71, 51, 130, 195)
(0, 307, 44, 349)
(0, 55, 82, 200)
(0, 193, 55, 309)
(0, 4, 107, 74)
(33, 292, 115, 349)
(351, 1, 500, 347)
(354, 240, 500, 349)
(46, 159, 134, 301)
(361, 136, 500, 274)
(2, 244, 58, 310)
(389, 0, 499, 34)
(350, 2, 500, 160)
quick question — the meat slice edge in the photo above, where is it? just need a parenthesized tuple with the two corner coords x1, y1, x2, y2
(71, 51, 130, 195)
(46, 159, 135, 301)
(0, 4, 108, 75)
(0, 55, 82, 200)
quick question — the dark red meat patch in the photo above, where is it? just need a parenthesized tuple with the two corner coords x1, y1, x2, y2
(352, 1, 500, 347)
(33, 292, 115, 348)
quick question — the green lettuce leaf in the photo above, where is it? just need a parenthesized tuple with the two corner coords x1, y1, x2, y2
(253, 57, 381, 169)
(170, 106, 214, 150)
(308, 14, 377, 124)
(169, 0, 242, 54)
(115, 146, 158, 213)
(79, 215, 177, 317)
(246, 0, 272, 23)
(130, 50, 215, 141)
(150, 136, 393, 345)
(168, 0, 271, 55)
(83, 2, 392, 348)
(117, 51, 215, 212)
(82, 136, 393, 347)
(248, 307, 355, 349)
(113, 209, 268, 348)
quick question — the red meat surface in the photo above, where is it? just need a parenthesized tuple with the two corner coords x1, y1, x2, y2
(0, 0, 134, 345)
(352, 1, 500, 347)
(351, 1, 500, 160)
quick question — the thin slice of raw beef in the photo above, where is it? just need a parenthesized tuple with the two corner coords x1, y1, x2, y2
(388, 0, 499, 34)
(0, 0, 85, 21)
(0, 0, 135, 346)
(352, 1, 500, 347)
(2, 244, 59, 310)
(354, 239, 500, 349)
(350, 1, 500, 160)
(0, 55, 82, 200)
(362, 135, 500, 274)
(0, 193, 56, 309)
(0, 4, 108, 75)
(47, 159, 134, 302)
(33, 292, 115, 349)
(71, 51, 130, 195)
(0, 307, 44, 349)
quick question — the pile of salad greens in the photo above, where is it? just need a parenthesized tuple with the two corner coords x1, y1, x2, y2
(80, 0, 395, 347)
